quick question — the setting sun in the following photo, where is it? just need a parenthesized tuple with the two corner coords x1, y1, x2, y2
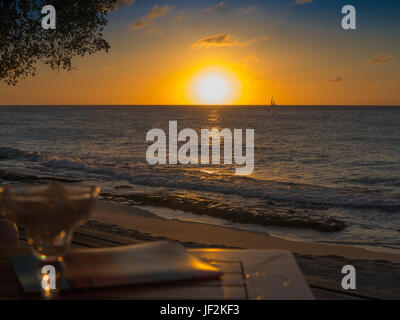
(187, 68, 241, 105)
(196, 74, 229, 104)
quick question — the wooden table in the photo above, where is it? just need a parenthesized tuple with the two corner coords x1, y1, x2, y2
(0, 245, 314, 300)
(1, 228, 375, 300)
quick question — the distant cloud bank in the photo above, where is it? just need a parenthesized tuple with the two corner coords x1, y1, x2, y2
(204, 2, 229, 14)
(192, 33, 252, 49)
(111, 0, 135, 10)
(294, 0, 313, 4)
(368, 54, 392, 64)
(330, 77, 343, 82)
(131, 4, 172, 32)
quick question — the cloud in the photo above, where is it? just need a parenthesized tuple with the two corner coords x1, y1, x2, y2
(294, 0, 313, 4)
(330, 77, 343, 82)
(204, 2, 229, 14)
(368, 54, 392, 64)
(216, 2, 229, 13)
(110, 0, 135, 10)
(131, 5, 172, 31)
(192, 33, 252, 49)
(243, 53, 259, 64)
(244, 5, 258, 13)
(170, 12, 185, 23)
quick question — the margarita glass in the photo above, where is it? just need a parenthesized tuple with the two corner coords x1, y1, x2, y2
(2, 183, 100, 298)
(3, 183, 100, 261)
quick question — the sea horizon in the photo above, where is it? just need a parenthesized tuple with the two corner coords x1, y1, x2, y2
(2, 104, 400, 107)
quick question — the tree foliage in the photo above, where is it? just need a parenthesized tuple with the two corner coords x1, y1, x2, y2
(0, 0, 117, 86)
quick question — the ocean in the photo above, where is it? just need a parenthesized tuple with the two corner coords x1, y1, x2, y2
(0, 105, 399, 249)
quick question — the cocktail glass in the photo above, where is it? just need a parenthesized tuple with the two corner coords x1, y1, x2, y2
(2, 183, 100, 298)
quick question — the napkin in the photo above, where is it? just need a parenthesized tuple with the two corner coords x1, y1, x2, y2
(10, 241, 222, 293)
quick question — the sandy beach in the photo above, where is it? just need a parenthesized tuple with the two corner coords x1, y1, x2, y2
(93, 201, 400, 263)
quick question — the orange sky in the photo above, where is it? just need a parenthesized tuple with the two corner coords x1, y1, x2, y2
(1, 0, 399, 105)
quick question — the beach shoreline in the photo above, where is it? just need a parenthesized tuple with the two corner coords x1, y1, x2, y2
(93, 201, 400, 263)
(135, 204, 400, 257)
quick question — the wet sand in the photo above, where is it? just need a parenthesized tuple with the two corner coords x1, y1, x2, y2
(93, 201, 400, 263)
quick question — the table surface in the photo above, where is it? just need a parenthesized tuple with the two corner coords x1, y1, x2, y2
(1, 227, 373, 300)
(0, 246, 315, 300)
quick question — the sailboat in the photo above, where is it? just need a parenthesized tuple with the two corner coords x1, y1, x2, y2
(270, 95, 277, 107)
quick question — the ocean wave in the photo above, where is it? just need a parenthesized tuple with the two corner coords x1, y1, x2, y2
(347, 177, 400, 187)
(0, 169, 80, 183)
(0, 146, 42, 161)
(2, 145, 400, 213)
(314, 239, 400, 249)
(0, 146, 115, 175)
(42, 156, 116, 175)
(101, 192, 346, 233)
(115, 171, 400, 213)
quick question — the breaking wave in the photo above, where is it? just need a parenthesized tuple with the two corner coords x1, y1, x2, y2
(1, 145, 399, 213)
(2, 145, 400, 236)
(100, 192, 346, 232)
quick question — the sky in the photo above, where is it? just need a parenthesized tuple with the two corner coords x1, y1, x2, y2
(1, 0, 400, 105)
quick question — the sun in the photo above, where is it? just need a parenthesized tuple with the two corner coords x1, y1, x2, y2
(196, 74, 229, 104)
(187, 67, 240, 105)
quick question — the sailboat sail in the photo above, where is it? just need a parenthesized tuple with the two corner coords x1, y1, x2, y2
(270, 96, 276, 107)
